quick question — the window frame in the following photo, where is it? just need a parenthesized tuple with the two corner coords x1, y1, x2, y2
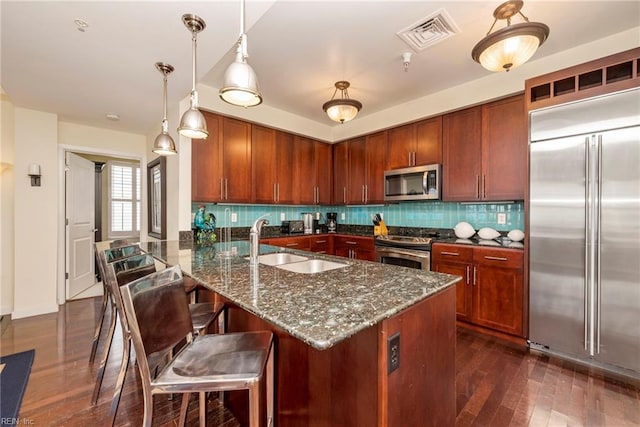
(107, 160, 141, 239)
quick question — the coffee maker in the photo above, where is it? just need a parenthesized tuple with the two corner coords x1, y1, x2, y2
(326, 212, 338, 233)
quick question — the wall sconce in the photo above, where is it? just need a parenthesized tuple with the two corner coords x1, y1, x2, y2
(28, 163, 41, 186)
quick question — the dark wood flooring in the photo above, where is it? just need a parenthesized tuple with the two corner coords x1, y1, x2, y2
(1, 298, 638, 426)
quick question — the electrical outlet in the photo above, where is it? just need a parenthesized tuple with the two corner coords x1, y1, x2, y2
(497, 213, 507, 225)
(388, 333, 400, 374)
(280, 212, 286, 221)
(341, 212, 345, 221)
(231, 212, 238, 223)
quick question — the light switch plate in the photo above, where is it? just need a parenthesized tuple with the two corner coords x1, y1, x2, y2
(341, 212, 345, 220)
(280, 212, 286, 221)
(231, 212, 238, 223)
(497, 213, 506, 225)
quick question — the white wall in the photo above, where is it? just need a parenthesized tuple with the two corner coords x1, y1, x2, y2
(1, 90, 15, 315)
(13, 107, 59, 319)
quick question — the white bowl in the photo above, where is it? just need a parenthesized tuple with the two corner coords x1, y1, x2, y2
(478, 227, 500, 240)
(454, 222, 475, 239)
(507, 229, 525, 242)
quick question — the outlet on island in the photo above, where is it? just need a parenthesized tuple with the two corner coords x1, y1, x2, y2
(388, 332, 400, 374)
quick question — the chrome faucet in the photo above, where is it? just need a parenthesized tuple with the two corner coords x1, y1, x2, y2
(249, 215, 269, 264)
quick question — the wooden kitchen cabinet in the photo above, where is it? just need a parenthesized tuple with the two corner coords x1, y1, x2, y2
(342, 133, 386, 205)
(222, 116, 252, 203)
(334, 235, 375, 261)
(251, 124, 278, 204)
(333, 141, 349, 205)
(443, 106, 483, 201)
(292, 136, 316, 204)
(264, 236, 311, 251)
(443, 94, 526, 202)
(192, 113, 222, 202)
(314, 141, 332, 205)
(481, 95, 526, 200)
(432, 243, 524, 338)
(309, 235, 332, 254)
(431, 244, 474, 322)
(386, 117, 442, 170)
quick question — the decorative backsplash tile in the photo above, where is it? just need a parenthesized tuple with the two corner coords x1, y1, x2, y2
(191, 201, 524, 232)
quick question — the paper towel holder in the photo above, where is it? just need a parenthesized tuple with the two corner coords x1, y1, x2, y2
(28, 163, 41, 186)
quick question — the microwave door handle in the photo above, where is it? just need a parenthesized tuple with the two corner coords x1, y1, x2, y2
(422, 172, 428, 195)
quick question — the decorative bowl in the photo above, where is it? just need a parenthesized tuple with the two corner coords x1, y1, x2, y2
(478, 227, 500, 240)
(507, 229, 525, 242)
(454, 222, 476, 239)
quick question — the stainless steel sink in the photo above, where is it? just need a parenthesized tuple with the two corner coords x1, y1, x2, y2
(276, 259, 348, 274)
(254, 253, 308, 266)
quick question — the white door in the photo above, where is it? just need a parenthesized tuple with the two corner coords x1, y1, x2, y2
(66, 152, 97, 299)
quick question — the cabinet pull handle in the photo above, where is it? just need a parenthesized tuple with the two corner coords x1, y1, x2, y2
(408, 152, 412, 166)
(277, 183, 280, 202)
(484, 256, 508, 261)
(441, 251, 459, 256)
(345, 241, 357, 245)
(220, 178, 224, 199)
(315, 240, 326, 244)
(476, 175, 480, 199)
(473, 266, 477, 286)
(466, 265, 470, 285)
(225, 179, 228, 200)
(273, 183, 277, 202)
(343, 187, 347, 204)
(286, 243, 299, 247)
(482, 175, 486, 199)
(365, 185, 368, 204)
(361, 185, 365, 203)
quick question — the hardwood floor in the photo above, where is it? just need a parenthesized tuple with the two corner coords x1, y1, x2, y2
(1, 297, 638, 426)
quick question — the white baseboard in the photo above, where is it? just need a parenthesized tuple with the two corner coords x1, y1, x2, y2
(1, 304, 13, 316)
(12, 303, 59, 320)
(69, 283, 103, 300)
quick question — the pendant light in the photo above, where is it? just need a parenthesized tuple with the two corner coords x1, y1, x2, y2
(153, 62, 177, 155)
(178, 14, 208, 139)
(322, 81, 362, 124)
(471, 0, 549, 72)
(219, 0, 262, 107)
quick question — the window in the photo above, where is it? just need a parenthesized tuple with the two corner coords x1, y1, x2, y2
(108, 161, 140, 238)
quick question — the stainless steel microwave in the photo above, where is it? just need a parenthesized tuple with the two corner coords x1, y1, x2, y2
(384, 164, 441, 201)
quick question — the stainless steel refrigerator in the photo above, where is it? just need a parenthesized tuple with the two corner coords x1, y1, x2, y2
(529, 87, 640, 378)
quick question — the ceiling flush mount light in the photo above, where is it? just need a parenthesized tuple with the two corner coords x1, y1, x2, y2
(322, 81, 362, 124)
(219, 0, 262, 107)
(178, 14, 208, 139)
(471, 0, 549, 72)
(153, 62, 177, 156)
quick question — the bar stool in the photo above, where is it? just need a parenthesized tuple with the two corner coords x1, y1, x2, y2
(89, 242, 141, 364)
(120, 265, 274, 427)
(92, 251, 225, 426)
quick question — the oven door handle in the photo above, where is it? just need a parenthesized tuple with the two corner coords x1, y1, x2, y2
(375, 247, 430, 264)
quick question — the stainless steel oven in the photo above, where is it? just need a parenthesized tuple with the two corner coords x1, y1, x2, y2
(374, 235, 432, 270)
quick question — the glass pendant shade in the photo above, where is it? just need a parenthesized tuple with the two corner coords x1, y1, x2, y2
(471, 1, 549, 72)
(322, 81, 362, 124)
(220, 51, 262, 107)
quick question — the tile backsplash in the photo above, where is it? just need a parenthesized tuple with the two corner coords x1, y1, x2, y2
(191, 201, 524, 232)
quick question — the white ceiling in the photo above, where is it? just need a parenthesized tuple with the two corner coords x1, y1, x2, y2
(2, 1, 639, 137)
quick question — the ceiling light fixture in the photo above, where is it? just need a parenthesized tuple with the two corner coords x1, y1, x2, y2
(178, 14, 208, 139)
(471, 0, 549, 72)
(153, 62, 177, 156)
(322, 81, 362, 124)
(219, 0, 262, 107)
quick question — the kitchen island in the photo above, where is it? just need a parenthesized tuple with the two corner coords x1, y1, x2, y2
(139, 240, 460, 427)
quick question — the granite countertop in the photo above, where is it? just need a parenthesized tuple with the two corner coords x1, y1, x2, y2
(138, 240, 460, 350)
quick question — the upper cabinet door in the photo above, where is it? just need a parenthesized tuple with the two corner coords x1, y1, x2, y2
(365, 131, 387, 204)
(222, 117, 252, 203)
(347, 137, 367, 204)
(481, 95, 526, 201)
(386, 123, 416, 170)
(443, 106, 482, 201)
(333, 141, 349, 205)
(415, 116, 442, 166)
(275, 131, 295, 204)
(192, 113, 222, 202)
(251, 124, 277, 204)
(314, 141, 333, 205)
(292, 136, 316, 204)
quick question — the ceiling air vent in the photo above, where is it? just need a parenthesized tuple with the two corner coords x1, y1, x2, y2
(397, 9, 460, 51)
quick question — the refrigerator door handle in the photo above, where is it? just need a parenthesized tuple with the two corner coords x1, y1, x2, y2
(596, 134, 603, 354)
(584, 136, 591, 352)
